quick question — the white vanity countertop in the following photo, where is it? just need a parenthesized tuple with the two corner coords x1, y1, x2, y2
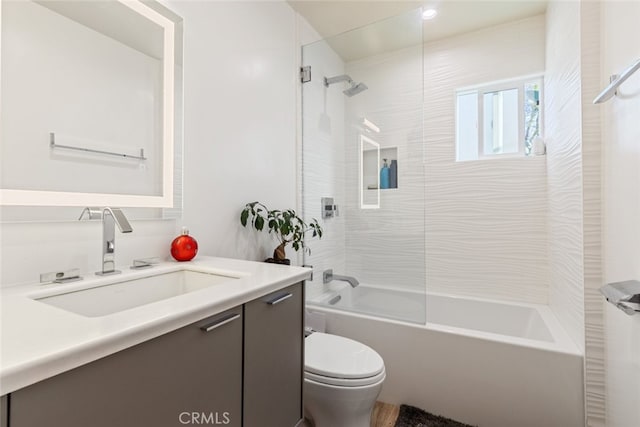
(0, 256, 311, 395)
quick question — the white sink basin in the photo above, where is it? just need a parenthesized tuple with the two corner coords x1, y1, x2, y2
(34, 270, 239, 317)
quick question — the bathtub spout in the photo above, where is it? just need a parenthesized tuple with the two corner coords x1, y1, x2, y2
(334, 274, 359, 287)
(323, 269, 359, 288)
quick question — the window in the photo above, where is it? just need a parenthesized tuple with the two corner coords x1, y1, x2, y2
(456, 75, 542, 161)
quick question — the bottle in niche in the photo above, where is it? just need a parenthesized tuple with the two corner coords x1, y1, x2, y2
(380, 158, 390, 189)
(389, 159, 398, 188)
(171, 227, 198, 262)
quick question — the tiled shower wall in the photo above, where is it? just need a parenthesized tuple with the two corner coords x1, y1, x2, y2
(545, 0, 585, 352)
(422, 15, 549, 304)
(580, 1, 605, 425)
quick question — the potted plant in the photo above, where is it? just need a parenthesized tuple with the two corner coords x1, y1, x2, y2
(240, 201, 323, 265)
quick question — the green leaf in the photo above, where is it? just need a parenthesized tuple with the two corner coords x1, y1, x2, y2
(240, 209, 249, 227)
(255, 215, 264, 231)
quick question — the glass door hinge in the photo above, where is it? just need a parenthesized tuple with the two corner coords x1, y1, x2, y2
(300, 66, 311, 83)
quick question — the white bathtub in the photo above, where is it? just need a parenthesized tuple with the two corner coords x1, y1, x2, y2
(307, 285, 584, 427)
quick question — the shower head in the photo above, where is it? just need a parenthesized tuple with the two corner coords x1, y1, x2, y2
(324, 74, 368, 97)
(343, 82, 368, 97)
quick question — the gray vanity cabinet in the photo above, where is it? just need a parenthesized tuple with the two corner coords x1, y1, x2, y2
(243, 283, 304, 427)
(4, 282, 305, 427)
(1, 395, 7, 427)
(9, 307, 243, 427)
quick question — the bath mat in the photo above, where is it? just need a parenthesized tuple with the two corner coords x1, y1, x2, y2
(394, 404, 476, 427)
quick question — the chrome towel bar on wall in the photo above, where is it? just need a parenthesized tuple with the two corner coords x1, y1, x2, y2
(593, 58, 640, 104)
(49, 132, 147, 160)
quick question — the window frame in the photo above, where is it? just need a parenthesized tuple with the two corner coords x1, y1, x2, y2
(455, 73, 544, 161)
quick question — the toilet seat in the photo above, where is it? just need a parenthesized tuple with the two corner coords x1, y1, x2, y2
(305, 368, 386, 387)
(305, 332, 385, 387)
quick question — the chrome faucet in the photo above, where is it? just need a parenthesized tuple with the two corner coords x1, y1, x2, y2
(79, 207, 133, 276)
(323, 269, 359, 288)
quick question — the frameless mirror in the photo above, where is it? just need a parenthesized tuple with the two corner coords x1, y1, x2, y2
(0, 0, 183, 221)
(360, 134, 380, 209)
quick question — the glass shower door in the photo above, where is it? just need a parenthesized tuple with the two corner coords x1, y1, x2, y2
(301, 9, 426, 324)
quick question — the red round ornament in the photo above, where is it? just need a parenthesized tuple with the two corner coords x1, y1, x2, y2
(171, 227, 198, 262)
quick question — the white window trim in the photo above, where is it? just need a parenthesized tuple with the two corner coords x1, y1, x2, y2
(456, 73, 544, 161)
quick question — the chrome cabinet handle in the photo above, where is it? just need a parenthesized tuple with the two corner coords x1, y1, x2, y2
(266, 293, 293, 306)
(200, 313, 240, 332)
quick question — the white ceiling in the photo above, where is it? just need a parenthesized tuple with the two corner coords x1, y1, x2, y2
(289, 0, 547, 61)
(36, 0, 165, 59)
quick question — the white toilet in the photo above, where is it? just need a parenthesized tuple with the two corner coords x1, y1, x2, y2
(304, 332, 386, 427)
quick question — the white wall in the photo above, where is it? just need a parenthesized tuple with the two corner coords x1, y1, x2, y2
(424, 15, 549, 304)
(0, 0, 302, 287)
(601, 1, 640, 426)
(166, 0, 299, 262)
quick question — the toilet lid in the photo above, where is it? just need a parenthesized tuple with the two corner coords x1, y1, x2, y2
(305, 332, 384, 379)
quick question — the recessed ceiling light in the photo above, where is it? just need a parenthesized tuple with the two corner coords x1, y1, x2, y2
(422, 8, 438, 20)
